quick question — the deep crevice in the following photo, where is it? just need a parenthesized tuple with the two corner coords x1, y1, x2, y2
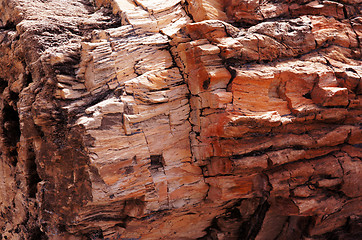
(2, 103, 20, 146)
(85, 229, 104, 240)
(0, 78, 8, 93)
(150, 155, 165, 170)
(238, 199, 270, 239)
(2, 103, 21, 166)
(0, 21, 16, 31)
(25, 72, 33, 88)
(29, 227, 48, 240)
(27, 142, 41, 198)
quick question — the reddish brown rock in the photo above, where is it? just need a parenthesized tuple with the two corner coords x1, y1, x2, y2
(0, 0, 361, 239)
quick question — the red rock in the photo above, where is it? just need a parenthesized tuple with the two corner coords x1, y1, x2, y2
(339, 153, 362, 198)
(224, 0, 264, 24)
(315, 126, 351, 147)
(342, 145, 362, 157)
(206, 174, 267, 202)
(291, 1, 345, 20)
(348, 126, 362, 144)
(205, 157, 234, 176)
(0, 0, 361, 239)
(311, 86, 349, 107)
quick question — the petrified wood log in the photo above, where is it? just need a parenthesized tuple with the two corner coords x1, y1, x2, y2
(0, 0, 361, 239)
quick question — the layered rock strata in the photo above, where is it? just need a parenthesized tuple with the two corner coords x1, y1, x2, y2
(0, 0, 361, 239)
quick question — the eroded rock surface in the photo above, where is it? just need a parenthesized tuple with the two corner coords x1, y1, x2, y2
(0, 0, 361, 239)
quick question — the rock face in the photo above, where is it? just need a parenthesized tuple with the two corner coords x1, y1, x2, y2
(0, 0, 361, 239)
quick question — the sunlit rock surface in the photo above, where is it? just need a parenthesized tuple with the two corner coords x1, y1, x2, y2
(0, 0, 361, 239)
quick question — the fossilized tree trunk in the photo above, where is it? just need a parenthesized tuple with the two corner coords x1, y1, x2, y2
(0, 0, 361, 239)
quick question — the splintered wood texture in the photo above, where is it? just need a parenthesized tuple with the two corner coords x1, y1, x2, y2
(0, 0, 361, 239)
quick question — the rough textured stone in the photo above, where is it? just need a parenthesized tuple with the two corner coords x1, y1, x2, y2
(0, 0, 361, 239)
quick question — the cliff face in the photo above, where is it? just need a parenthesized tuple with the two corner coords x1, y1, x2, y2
(0, 0, 361, 239)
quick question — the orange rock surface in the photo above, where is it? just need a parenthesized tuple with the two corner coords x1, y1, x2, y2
(0, 0, 361, 239)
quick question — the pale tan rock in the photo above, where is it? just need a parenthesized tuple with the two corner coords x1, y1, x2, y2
(186, 0, 228, 22)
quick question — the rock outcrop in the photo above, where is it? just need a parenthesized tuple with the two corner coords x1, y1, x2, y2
(0, 0, 361, 239)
